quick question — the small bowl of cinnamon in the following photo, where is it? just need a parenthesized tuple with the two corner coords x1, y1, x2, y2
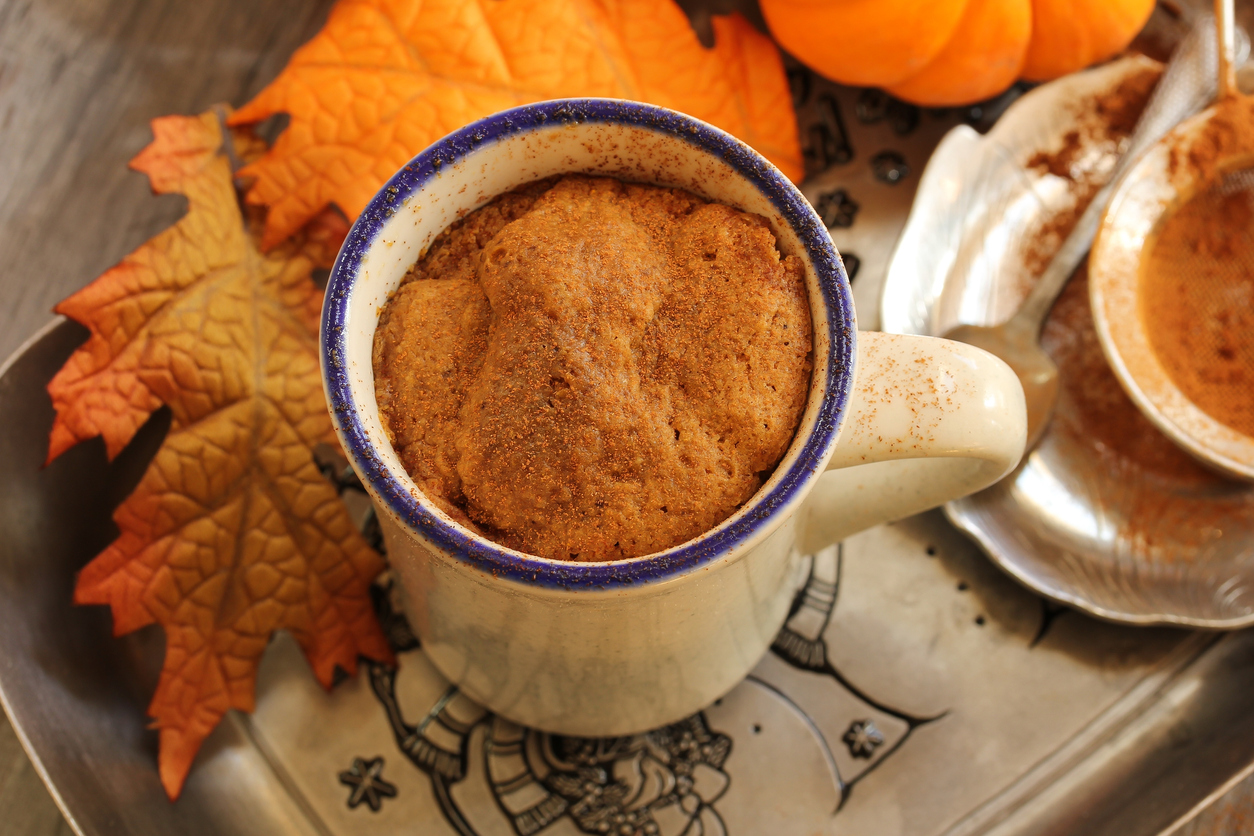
(1090, 93, 1254, 480)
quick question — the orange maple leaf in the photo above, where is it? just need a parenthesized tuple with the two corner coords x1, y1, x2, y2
(48, 109, 393, 799)
(229, 0, 803, 248)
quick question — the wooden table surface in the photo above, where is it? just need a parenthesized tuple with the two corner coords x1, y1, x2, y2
(2, 0, 1253, 833)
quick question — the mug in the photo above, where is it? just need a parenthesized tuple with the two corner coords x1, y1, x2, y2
(322, 99, 1026, 737)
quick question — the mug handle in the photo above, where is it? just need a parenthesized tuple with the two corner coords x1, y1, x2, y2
(799, 331, 1027, 554)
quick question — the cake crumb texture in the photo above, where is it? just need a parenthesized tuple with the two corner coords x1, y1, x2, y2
(374, 175, 812, 561)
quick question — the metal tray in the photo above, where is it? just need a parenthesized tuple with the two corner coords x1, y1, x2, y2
(7, 5, 1254, 829)
(6, 319, 1254, 836)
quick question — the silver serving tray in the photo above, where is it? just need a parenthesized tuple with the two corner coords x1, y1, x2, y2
(6, 318, 1254, 836)
(881, 56, 1254, 628)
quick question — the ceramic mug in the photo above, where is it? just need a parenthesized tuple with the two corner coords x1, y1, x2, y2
(322, 99, 1026, 737)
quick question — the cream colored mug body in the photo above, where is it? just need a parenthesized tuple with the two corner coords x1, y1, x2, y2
(322, 100, 1026, 736)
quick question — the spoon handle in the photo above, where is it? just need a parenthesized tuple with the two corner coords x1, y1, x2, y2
(1218, 0, 1237, 99)
(1010, 15, 1238, 334)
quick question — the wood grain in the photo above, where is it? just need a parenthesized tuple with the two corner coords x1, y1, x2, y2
(0, 0, 333, 832)
(0, 0, 335, 362)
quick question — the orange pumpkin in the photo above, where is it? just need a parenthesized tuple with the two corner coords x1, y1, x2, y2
(760, 0, 1155, 106)
(1021, 0, 1156, 81)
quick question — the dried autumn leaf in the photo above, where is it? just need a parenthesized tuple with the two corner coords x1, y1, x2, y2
(48, 109, 393, 799)
(229, 0, 803, 248)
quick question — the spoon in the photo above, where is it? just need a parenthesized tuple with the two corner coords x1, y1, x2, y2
(1217, 0, 1238, 101)
(941, 13, 1233, 450)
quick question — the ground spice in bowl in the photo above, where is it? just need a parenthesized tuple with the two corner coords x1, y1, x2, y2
(1140, 178, 1254, 439)
(1045, 264, 1216, 485)
(1023, 71, 1254, 562)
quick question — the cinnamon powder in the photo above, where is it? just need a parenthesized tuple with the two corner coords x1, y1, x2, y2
(1026, 65, 1163, 180)
(1042, 263, 1250, 557)
(1023, 65, 1163, 278)
(373, 175, 813, 562)
(1018, 69, 1254, 561)
(1144, 95, 1254, 439)
(1141, 183, 1254, 437)
(1043, 262, 1215, 485)
(1167, 94, 1254, 183)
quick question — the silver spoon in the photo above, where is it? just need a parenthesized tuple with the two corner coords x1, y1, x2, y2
(941, 12, 1237, 450)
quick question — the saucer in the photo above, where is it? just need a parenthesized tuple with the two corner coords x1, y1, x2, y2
(882, 56, 1254, 626)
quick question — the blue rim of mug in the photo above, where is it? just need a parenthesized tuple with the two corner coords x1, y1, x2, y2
(322, 98, 854, 589)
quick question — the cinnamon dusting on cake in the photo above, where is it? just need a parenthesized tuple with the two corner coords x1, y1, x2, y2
(373, 175, 813, 561)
